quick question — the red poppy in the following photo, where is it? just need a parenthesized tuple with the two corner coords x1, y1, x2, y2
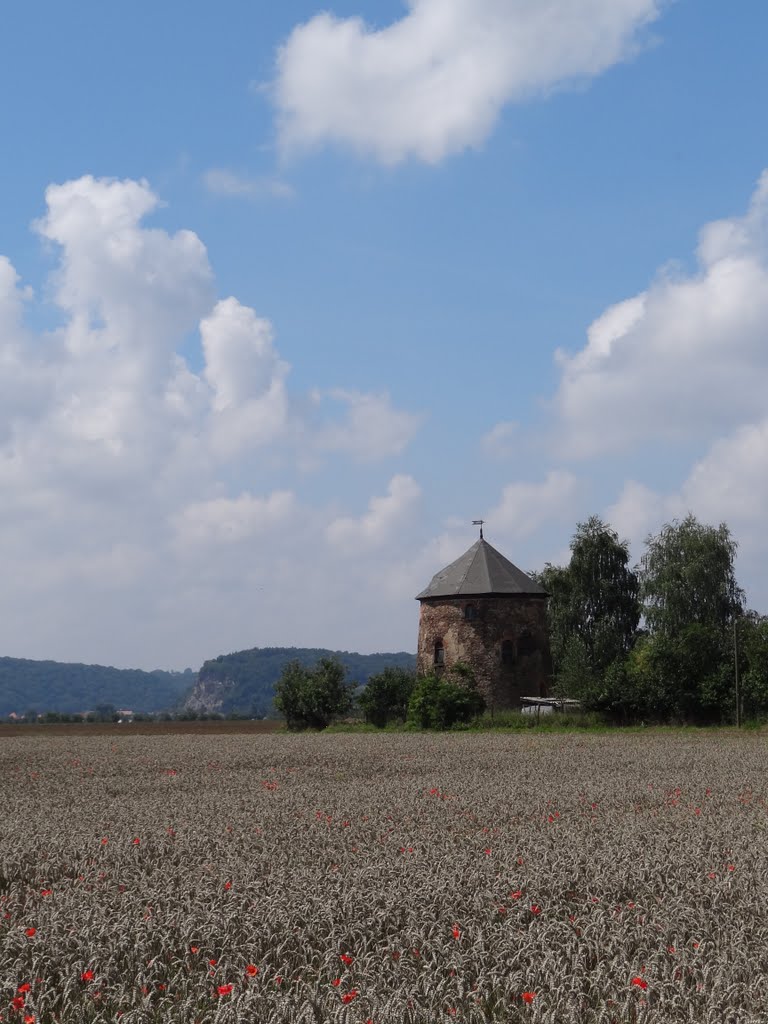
(17, 984, 32, 994)
(275, 975, 283, 985)
(208, 959, 218, 966)
(132, 838, 140, 846)
(530, 904, 541, 915)
(24, 1016, 35, 1023)
(224, 881, 232, 891)
(339, 954, 354, 966)
(521, 992, 536, 1004)
(331, 978, 341, 987)
(101, 838, 109, 845)
(40, 889, 52, 897)
(81, 970, 94, 982)
(245, 965, 259, 977)
(12, 996, 26, 1010)
(190, 946, 199, 954)
(510, 890, 522, 899)
(484, 848, 491, 856)
(452, 924, 461, 940)
(667, 946, 676, 954)
(630, 977, 648, 990)
(217, 984, 233, 997)
(341, 990, 359, 1004)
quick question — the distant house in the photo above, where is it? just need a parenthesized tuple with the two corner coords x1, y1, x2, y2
(415, 530, 552, 710)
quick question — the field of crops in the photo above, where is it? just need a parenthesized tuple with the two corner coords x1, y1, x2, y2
(2, 729, 768, 1023)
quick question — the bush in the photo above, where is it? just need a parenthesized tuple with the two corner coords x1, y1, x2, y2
(273, 657, 354, 731)
(407, 665, 485, 730)
(358, 667, 417, 727)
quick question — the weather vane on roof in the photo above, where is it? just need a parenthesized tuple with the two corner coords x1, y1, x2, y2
(472, 519, 485, 540)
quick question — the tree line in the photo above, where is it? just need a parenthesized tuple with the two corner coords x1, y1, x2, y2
(536, 513, 768, 723)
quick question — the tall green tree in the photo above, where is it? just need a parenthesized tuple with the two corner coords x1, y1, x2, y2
(640, 514, 743, 635)
(537, 516, 640, 700)
(273, 657, 354, 730)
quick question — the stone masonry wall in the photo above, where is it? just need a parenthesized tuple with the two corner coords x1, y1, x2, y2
(416, 596, 551, 709)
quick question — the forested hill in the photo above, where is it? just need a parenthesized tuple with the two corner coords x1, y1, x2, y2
(0, 657, 195, 716)
(186, 647, 417, 717)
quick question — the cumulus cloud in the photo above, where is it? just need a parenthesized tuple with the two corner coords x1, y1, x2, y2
(327, 474, 421, 550)
(273, 0, 663, 164)
(553, 170, 768, 458)
(0, 176, 424, 668)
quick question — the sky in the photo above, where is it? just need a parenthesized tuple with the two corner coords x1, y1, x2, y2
(1, 0, 767, 670)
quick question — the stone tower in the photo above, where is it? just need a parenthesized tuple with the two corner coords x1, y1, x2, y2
(415, 533, 551, 709)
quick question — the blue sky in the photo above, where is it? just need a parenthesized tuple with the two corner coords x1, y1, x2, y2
(1, 0, 767, 669)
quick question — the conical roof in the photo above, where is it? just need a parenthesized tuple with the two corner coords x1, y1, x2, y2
(416, 538, 547, 599)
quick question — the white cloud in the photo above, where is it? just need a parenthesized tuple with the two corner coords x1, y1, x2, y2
(173, 491, 296, 547)
(273, 0, 663, 164)
(327, 474, 421, 550)
(481, 420, 519, 458)
(553, 170, 768, 458)
(314, 389, 423, 460)
(487, 470, 579, 539)
(0, 176, 424, 669)
(203, 168, 294, 201)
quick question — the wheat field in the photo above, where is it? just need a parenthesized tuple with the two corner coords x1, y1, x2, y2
(2, 729, 767, 1022)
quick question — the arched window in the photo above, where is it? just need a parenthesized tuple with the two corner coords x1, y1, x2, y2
(464, 604, 478, 621)
(518, 630, 536, 657)
(434, 640, 445, 666)
(501, 640, 515, 667)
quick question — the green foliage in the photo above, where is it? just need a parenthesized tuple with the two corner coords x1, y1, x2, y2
(737, 613, 768, 718)
(273, 657, 355, 730)
(197, 647, 416, 718)
(640, 515, 743, 636)
(536, 516, 640, 701)
(358, 666, 417, 727)
(406, 665, 485, 730)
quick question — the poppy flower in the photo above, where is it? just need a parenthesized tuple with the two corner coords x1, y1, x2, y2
(630, 977, 648, 990)
(132, 838, 140, 846)
(17, 984, 32, 994)
(331, 978, 341, 987)
(40, 889, 52, 897)
(101, 838, 109, 845)
(530, 904, 541, 915)
(12, 996, 26, 1010)
(217, 984, 233, 997)
(521, 992, 536, 1004)
(224, 881, 232, 891)
(190, 946, 199, 954)
(341, 990, 359, 1004)
(245, 965, 259, 977)
(452, 924, 461, 940)
(25, 1016, 35, 1023)
(208, 959, 218, 966)
(510, 890, 522, 899)
(81, 970, 94, 982)
(339, 954, 354, 966)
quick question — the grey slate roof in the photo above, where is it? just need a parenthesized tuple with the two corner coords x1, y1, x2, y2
(416, 538, 547, 599)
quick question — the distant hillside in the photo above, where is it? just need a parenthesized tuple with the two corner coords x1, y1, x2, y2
(185, 647, 417, 717)
(0, 657, 195, 716)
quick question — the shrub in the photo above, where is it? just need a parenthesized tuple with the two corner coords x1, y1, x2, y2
(407, 665, 485, 730)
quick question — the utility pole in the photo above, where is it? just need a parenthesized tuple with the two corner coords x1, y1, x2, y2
(734, 616, 740, 729)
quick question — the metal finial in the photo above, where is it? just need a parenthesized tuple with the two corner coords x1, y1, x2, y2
(472, 519, 485, 540)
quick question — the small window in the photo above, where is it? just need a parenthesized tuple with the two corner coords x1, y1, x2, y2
(434, 640, 445, 666)
(501, 640, 515, 667)
(518, 630, 536, 657)
(464, 604, 478, 621)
